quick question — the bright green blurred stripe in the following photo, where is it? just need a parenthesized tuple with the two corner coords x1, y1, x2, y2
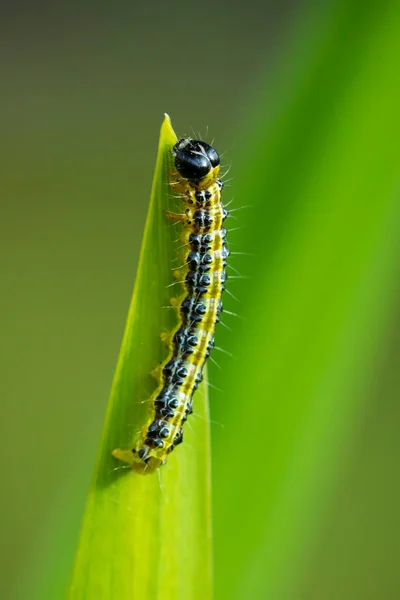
(212, 2, 400, 599)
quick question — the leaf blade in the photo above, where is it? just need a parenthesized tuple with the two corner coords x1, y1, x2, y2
(68, 115, 212, 600)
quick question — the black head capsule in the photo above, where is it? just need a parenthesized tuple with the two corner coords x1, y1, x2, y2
(173, 138, 220, 182)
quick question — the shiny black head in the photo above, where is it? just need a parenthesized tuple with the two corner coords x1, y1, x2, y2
(173, 138, 220, 181)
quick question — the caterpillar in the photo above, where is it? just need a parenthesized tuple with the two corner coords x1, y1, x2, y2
(112, 137, 228, 474)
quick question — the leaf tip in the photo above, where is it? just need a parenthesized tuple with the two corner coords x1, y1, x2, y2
(161, 113, 178, 145)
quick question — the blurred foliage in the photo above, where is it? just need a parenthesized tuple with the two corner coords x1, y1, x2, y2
(211, 2, 400, 599)
(4, 1, 400, 600)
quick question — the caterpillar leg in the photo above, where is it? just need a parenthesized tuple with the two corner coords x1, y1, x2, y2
(112, 448, 165, 475)
(150, 364, 163, 380)
(168, 168, 179, 179)
(165, 210, 186, 223)
(160, 330, 176, 351)
(112, 448, 136, 466)
(168, 170, 187, 193)
(160, 330, 172, 344)
(172, 268, 184, 280)
(112, 447, 162, 474)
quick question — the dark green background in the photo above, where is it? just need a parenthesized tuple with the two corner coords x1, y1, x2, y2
(2, 2, 400, 599)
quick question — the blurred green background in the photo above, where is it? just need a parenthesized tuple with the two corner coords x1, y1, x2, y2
(2, 1, 400, 599)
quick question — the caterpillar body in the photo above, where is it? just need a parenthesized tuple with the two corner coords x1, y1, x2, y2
(113, 137, 228, 474)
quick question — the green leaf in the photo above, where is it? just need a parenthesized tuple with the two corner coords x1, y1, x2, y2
(67, 115, 212, 600)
